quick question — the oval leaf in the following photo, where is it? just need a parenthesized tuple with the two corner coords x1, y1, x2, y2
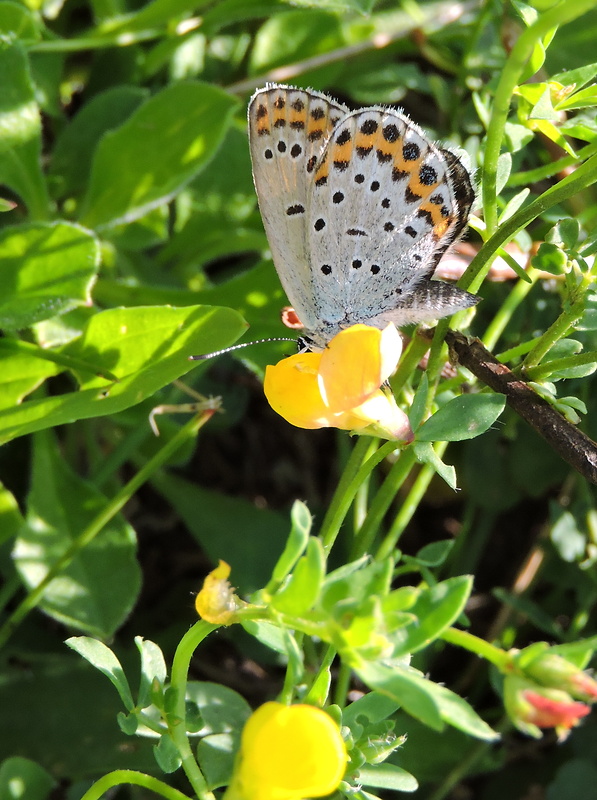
(417, 394, 506, 442)
(79, 82, 239, 230)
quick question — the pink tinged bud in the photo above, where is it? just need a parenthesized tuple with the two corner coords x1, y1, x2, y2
(504, 675, 592, 740)
(524, 652, 597, 703)
(523, 690, 590, 736)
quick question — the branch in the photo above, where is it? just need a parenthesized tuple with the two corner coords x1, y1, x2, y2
(444, 330, 597, 485)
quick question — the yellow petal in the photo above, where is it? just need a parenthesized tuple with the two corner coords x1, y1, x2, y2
(264, 353, 334, 429)
(319, 324, 402, 413)
(232, 702, 347, 800)
(349, 388, 413, 441)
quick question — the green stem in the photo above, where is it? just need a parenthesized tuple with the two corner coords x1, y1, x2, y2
(482, 270, 539, 351)
(525, 350, 597, 381)
(79, 770, 192, 800)
(304, 643, 337, 705)
(390, 332, 431, 395)
(333, 660, 353, 709)
(440, 627, 511, 671)
(507, 139, 597, 187)
(319, 440, 397, 552)
(351, 449, 417, 560)
(0, 410, 216, 650)
(169, 621, 219, 800)
(375, 443, 447, 561)
(522, 295, 588, 369)
(482, 0, 597, 233)
(465, 152, 597, 292)
(30, 30, 161, 51)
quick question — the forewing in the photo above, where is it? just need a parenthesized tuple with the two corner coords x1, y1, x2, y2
(305, 106, 475, 328)
(248, 84, 348, 331)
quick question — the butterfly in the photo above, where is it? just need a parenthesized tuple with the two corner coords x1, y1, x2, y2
(248, 84, 478, 351)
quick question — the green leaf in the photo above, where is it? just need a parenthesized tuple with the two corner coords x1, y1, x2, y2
(356, 662, 498, 740)
(392, 577, 473, 657)
(153, 733, 181, 773)
(355, 663, 443, 731)
(417, 394, 506, 442)
(0, 1, 41, 39)
(552, 61, 597, 88)
(343, 691, 401, 728)
(117, 712, 139, 735)
(532, 242, 568, 275)
(0, 481, 24, 548)
(411, 540, 454, 567)
(413, 442, 457, 490)
(14, 431, 141, 637)
(358, 763, 418, 792)
(240, 619, 290, 655)
(0, 758, 54, 800)
(0, 348, 60, 410)
(185, 681, 251, 734)
(249, 9, 343, 74)
(496, 152, 512, 195)
(0, 39, 49, 218)
(96, 0, 213, 36)
(271, 537, 325, 614)
(321, 558, 393, 614)
(271, 500, 312, 584)
(49, 86, 148, 199)
(0, 304, 246, 444)
(79, 82, 239, 230)
(529, 85, 559, 120)
(151, 472, 288, 591)
(0, 651, 155, 776)
(197, 732, 236, 790)
(421, 680, 499, 740)
(546, 218, 580, 249)
(66, 636, 135, 710)
(558, 84, 597, 110)
(0, 222, 99, 330)
(136, 637, 167, 709)
(498, 188, 530, 224)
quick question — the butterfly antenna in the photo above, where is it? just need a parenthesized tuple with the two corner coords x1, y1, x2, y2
(189, 338, 296, 361)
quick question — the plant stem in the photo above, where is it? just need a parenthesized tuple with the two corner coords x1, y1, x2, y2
(351, 449, 417, 560)
(482, 0, 597, 234)
(319, 439, 397, 552)
(522, 296, 587, 369)
(376, 443, 447, 561)
(79, 770, 193, 800)
(525, 350, 597, 381)
(0, 410, 216, 650)
(508, 139, 597, 186)
(440, 626, 511, 670)
(482, 270, 539, 351)
(466, 152, 597, 292)
(169, 621, 219, 800)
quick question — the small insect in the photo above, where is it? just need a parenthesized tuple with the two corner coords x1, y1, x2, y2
(248, 83, 478, 351)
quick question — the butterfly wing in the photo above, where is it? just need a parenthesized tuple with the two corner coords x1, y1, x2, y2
(304, 105, 476, 340)
(248, 85, 349, 334)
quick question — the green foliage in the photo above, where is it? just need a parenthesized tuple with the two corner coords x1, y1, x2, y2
(2, 1, 597, 800)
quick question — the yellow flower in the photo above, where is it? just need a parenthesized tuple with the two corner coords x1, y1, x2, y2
(225, 702, 347, 800)
(264, 324, 412, 441)
(195, 560, 241, 624)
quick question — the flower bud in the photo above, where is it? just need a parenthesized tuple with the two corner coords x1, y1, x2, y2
(504, 675, 590, 740)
